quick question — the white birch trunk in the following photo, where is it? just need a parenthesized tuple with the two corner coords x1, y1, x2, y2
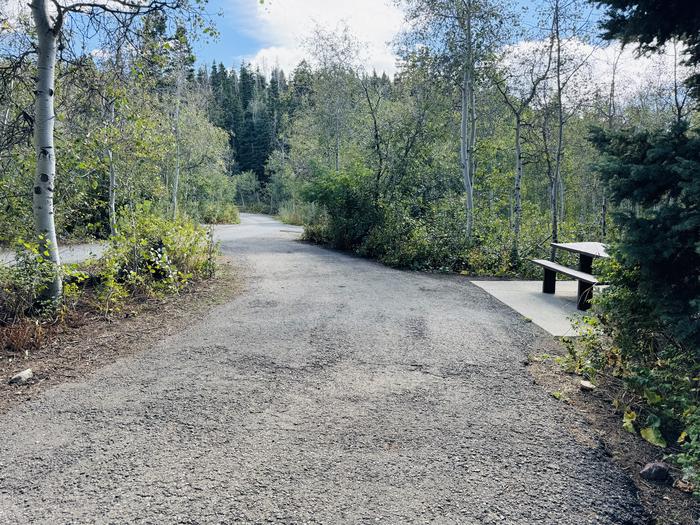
(31, 0, 62, 302)
(459, 3, 475, 240)
(460, 71, 474, 239)
(551, 0, 563, 260)
(511, 116, 523, 261)
(107, 98, 117, 235)
(172, 71, 182, 219)
(108, 148, 116, 234)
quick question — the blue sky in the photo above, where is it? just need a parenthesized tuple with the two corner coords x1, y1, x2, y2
(192, 0, 405, 74)
(193, 0, 263, 69)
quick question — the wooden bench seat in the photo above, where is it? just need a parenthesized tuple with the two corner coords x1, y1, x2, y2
(531, 259, 597, 284)
(531, 259, 598, 311)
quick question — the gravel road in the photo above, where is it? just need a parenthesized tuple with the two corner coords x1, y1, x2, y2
(0, 214, 648, 524)
(0, 243, 106, 266)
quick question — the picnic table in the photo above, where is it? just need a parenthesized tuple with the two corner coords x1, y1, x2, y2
(531, 242, 609, 311)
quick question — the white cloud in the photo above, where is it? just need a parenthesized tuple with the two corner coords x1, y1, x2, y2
(1, 0, 30, 27)
(502, 38, 696, 111)
(230, 0, 404, 76)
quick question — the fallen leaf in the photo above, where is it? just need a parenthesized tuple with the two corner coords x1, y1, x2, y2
(640, 426, 667, 448)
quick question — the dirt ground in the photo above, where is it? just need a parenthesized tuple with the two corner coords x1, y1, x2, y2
(527, 340, 699, 525)
(0, 257, 241, 415)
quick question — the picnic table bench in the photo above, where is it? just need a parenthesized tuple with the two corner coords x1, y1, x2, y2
(531, 242, 609, 311)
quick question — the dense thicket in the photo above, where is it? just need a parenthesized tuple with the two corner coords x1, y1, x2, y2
(583, 0, 700, 488)
(0, 11, 237, 246)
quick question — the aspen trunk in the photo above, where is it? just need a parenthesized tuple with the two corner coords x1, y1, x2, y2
(460, 70, 474, 240)
(108, 149, 116, 234)
(550, 180, 559, 260)
(551, 0, 564, 261)
(601, 192, 608, 238)
(511, 116, 523, 263)
(107, 99, 116, 235)
(172, 71, 182, 219)
(31, 0, 62, 302)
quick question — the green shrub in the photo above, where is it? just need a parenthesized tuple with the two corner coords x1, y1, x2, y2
(569, 123, 700, 490)
(301, 166, 378, 250)
(98, 204, 217, 309)
(199, 202, 240, 224)
(0, 239, 59, 324)
(277, 200, 319, 226)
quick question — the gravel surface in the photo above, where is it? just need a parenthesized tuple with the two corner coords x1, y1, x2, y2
(0, 214, 648, 524)
(0, 243, 106, 266)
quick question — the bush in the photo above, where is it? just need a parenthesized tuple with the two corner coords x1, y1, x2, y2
(569, 123, 700, 490)
(277, 200, 319, 226)
(0, 239, 60, 324)
(199, 202, 240, 224)
(97, 204, 217, 309)
(301, 166, 379, 250)
(360, 197, 469, 271)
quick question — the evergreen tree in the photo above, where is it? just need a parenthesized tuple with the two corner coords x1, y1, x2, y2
(593, 0, 700, 99)
(590, 123, 700, 349)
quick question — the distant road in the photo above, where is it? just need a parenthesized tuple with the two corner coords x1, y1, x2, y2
(0, 215, 300, 266)
(0, 242, 106, 266)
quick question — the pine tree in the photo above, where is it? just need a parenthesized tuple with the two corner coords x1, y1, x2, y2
(590, 123, 700, 349)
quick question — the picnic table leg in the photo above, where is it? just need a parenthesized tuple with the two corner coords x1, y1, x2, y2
(579, 254, 593, 274)
(577, 281, 593, 311)
(543, 268, 556, 294)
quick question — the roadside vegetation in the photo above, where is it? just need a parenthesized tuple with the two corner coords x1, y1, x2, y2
(0, 3, 231, 371)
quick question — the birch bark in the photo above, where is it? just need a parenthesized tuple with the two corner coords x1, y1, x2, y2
(31, 0, 62, 302)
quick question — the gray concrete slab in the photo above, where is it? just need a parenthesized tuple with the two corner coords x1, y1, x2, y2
(470, 280, 584, 337)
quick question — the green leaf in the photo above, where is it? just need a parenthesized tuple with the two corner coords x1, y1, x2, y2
(622, 410, 636, 433)
(640, 426, 667, 448)
(643, 389, 662, 405)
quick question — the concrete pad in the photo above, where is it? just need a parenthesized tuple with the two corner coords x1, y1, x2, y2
(470, 280, 583, 337)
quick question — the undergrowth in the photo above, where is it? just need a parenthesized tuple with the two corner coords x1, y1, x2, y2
(1, 205, 218, 356)
(560, 271, 699, 494)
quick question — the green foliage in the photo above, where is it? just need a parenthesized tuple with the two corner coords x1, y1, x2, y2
(198, 202, 240, 224)
(97, 204, 217, 309)
(277, 200, 319, 226)
(301, 165, 378, 250)
(0, 239, 60, 324)
(590, 123, 700, 350)
(561, 123, 700, 489)
(235, 170, 266, 211)
(594, 0, 700, 99)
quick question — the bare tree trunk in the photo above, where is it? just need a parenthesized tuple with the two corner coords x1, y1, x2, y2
(108, 148, 116, 234)
(172, 70, 183, 219)
(106, 98, 117, 235)
(558, 176, 565, 222)
(550, 179, 559, 260)
(601, 193, 607, 238)
(460, 70, 474, 240)
(31, 0, 62, 302)
(511, 115, 523, 262)
(551, 0, 564, 260)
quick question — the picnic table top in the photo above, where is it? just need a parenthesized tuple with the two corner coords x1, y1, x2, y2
(551, 242, 609, 258)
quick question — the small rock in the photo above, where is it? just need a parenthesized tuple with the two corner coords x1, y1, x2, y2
(580, 380, 595, 391)
(8, 368, 33, 385)
(673, 478, 694, 493)
(640, 461, 670, 482)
